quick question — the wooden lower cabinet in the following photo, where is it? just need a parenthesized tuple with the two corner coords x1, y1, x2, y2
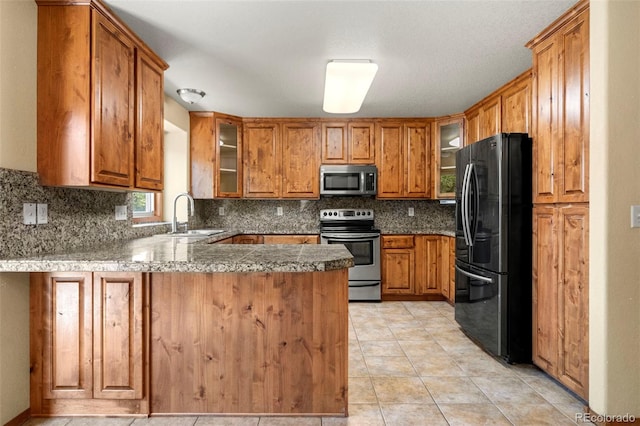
(532, 204, 589, 399)
(230, 234, 319, 244)
(30, 272, 148, 415)
(439, 236, 456, 304)
(381, 235, 448, 300)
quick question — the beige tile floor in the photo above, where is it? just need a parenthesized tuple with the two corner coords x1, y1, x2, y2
(23, 301, 592, 426)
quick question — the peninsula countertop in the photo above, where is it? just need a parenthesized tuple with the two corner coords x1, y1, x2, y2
(0, 231, 354, 273)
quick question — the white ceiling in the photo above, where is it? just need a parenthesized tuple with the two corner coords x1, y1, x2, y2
(106, 0, 575, 118)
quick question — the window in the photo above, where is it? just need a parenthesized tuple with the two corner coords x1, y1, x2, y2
(132, 192, 163, 223)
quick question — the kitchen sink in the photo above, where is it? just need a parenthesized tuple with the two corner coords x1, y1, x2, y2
(155, 229, 225, 238)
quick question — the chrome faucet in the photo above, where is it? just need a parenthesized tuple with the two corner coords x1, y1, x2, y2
(171, 192, 195, 234)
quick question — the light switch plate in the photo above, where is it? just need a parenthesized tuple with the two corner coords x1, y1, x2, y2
(115, 205, 127, 221)
(631, 205, 640, 228)
(408, 207, 415, 217)
(276, 206, 283, 216)
(218, 207, 225, 216)
(37, 203, 48, 224)
(23, 203, 37, 225)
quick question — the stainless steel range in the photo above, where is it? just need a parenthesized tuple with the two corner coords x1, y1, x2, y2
(320, 208, 381, 302)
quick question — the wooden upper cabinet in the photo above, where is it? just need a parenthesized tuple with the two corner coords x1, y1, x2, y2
(243, 122, 280, 198)
(434, 115, 464, 198)
(190, 112, 243, 199)
(501, 72, 531, 134)
(465, 108, 481, 145)
(135, 50, 164, 191)
(479, 95, 501, 140)
(36, 0, 168, 191)
(528, 4, 589, 204)
(190, 112, 216, 199)
(321, 121, 374, 164)
(376, 120, 431, 199)
(464, 69, 532, 145)
(91, 11, 135, 188)
(281, 122, 320, 198)
(243, 120, 319, 199)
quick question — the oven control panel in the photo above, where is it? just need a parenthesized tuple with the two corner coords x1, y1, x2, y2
(320, 209, 374, 220)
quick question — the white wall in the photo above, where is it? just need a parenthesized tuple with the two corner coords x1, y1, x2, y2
(163, 97, 190, 222)
(0, 0, 36, 423)
(590, 0, 640, 417)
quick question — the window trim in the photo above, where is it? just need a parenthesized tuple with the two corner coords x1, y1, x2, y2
(132, 192, 163, 224)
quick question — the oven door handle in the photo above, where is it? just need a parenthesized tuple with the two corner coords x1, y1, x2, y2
(321, 233, 380, 240)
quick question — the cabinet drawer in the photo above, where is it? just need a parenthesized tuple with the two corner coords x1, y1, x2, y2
(382, 235, 415, 249)
(263, 235, 319, 244)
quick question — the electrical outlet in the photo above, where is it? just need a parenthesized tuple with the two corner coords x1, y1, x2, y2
(631, 205, 640, 228)
(23, 203, 37, 225)
(115, 205, 127, 221)
(408, 207, 415, 217)
(218, 207, 225, 216)
(277, 206, 283, 216)
(37, 203, 48, 224)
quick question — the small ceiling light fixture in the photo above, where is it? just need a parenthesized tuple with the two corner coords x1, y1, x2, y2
(177, 88, 206, 104)
(323, 60, 378, 114)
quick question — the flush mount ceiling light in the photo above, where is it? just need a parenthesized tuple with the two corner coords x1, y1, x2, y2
(322, 60, 378, 114)
(177, 88, 206, 104)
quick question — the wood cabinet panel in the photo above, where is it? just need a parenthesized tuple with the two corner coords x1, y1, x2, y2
(135, 50, 164, 190)
(376, 123, 404, 198)
(558, 11, 589, 203)
(502, 75, 531, 134)
(93, 272, 144, 400)
(381, 248, 415, 294)
(439, 237, 451, 300)
(405, 122, 431, 198)
(376, 120, 431, 199)
(281, 122, 320, 198)
(150, 271, 348, 415)
(480, 96, 501, 140)
(448, 237, 455, 304)
(532, 206, 559, 372)
(36, 2, 167, 192)
(530, 6, 588, 204)
(190, 112, 216, 199)
(32, 273, 94, 401)
(31, 272, 149, 415)
(321, 121, 374, 164)
(532, 204, 589, 399)
(348, 121, 375, 163)
(243, 123, 280, 198)
(321, 122, 347, 163)
(465, 109, 481, 145)
(262, 235, 319, 244)
(557, 205, 589, 397)
(382, 235, 415, 249)
(415, 236, 439, 294)
(232, 234, 264, 244)
(90, 10, 135, 188)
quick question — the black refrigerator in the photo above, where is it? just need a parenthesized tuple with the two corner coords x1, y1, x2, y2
(454, 133, 532, 363)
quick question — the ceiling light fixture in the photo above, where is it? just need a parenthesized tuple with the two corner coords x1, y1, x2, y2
(177, 88, 206, 104)
(322, 60, 378, 114)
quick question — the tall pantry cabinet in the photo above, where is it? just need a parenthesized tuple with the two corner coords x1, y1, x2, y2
(527, 0, 589, 400)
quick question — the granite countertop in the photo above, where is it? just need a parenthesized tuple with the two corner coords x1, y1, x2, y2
(0, 231, 354, 273)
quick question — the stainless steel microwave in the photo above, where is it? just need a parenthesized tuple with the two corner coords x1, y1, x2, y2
(320, 165, 377, 196)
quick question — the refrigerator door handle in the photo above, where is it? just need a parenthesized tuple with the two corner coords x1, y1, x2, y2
(470, 162, 480, 243)
(455, 265, 493, 283)
(461, 163, 468, 245)
(464, 163, 475, 246)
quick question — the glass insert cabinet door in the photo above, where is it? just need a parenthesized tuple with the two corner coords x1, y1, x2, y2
(216, 117, 242, 197)
(435, 115, 464, 198)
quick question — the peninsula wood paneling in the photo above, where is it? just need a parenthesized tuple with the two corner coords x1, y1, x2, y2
(150, 271, 348, 415)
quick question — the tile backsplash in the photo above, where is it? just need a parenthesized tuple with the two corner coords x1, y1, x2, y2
(0, 168, 165, 258)
(196, 197, 455, 235)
